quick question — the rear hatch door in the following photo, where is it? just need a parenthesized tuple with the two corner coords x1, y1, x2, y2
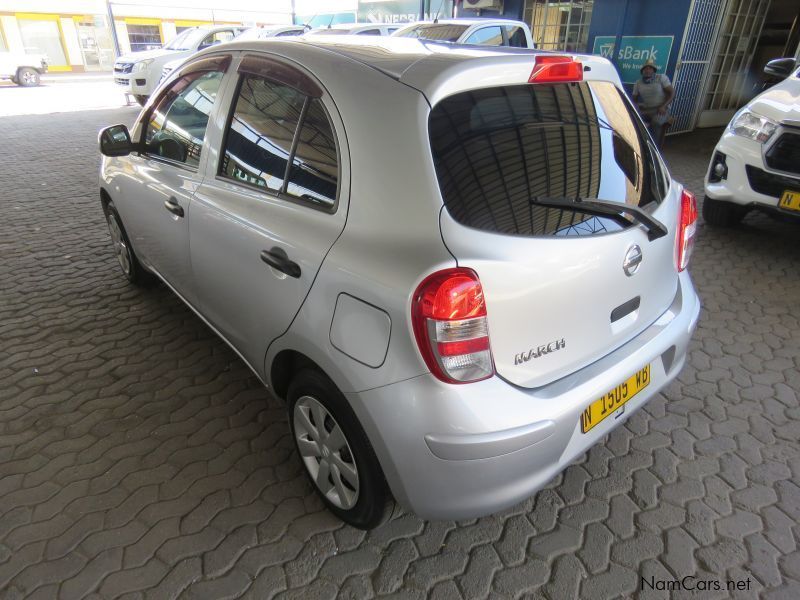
(429, 78, 679, 388)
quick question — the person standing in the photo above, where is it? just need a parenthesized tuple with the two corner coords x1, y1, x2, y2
(632, 58, 675, 146)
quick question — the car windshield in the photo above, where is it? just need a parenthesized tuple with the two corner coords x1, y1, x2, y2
(164, 29, 206, 51)
(428, 81, 668, 237)
(393, 24, 468, 42)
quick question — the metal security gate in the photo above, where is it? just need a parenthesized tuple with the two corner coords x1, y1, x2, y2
(696, 0, 771, 127)
(669, 0, 728, 133)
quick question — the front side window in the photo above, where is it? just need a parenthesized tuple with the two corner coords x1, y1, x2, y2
(201, 30, 234, 48)
(464, 26, 504, 46)
(357, 29, 381, 36)
(429, 81, 666, 237)
(220, 70, 339, 208)
(144, 69, 224, 167)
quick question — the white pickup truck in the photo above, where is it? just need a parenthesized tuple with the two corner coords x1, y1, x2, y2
(113, 25, 244, 105)
(0, 51, 48, 86)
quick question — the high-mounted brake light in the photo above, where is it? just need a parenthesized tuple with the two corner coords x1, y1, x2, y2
(529, 55, 583, 83)
(676, 189, 698, 272)
(411, 268, 495, 384)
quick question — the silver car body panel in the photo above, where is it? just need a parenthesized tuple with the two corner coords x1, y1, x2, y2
(101, 37, 700, 520)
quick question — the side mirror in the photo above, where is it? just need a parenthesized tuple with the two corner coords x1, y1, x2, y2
(99, 124, 135, 157)
(763, 57, 796, 80)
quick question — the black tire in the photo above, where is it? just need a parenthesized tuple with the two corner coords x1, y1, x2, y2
(288, 368, 391, 529)
(134, 94, 148, 107)
(103, 200, 154, 286)
(17, 67, 40, 87)
(702, 195, 746, 227)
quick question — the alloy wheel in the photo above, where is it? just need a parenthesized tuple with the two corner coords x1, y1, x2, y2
(106, 212, 131, 275)
(293, 395, 360, 509)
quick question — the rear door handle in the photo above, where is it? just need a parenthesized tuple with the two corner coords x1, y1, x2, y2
(164, 197, 184, 218)
(260, 247, 301, 278)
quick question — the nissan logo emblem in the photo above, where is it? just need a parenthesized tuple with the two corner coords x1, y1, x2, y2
(623, 245, 643, 276)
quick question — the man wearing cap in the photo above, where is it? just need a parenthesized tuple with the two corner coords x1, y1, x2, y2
(632, 58, 675, 146)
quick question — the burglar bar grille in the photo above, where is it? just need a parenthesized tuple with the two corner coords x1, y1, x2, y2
(669, 0, 726, 133)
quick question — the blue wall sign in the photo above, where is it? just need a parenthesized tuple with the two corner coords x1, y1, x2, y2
(592, 35, 675, 84)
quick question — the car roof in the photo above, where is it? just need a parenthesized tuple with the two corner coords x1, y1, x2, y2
(215, 36, 619, 104)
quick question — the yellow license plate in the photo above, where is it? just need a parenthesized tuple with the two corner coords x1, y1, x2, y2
(779, 190, 800, 212)
(581, 364, 651, 434)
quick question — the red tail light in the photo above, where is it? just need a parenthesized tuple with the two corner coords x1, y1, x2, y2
(411, 268, 494, 384)
(529, 55, 583, 83)
(677, 189, 698, 271)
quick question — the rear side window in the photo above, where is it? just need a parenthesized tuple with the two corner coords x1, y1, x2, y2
(428, 81, 666, 237)
(464, 26, 504, 46)
(505, 26, 528, 48)
(220, 71, 338, 208)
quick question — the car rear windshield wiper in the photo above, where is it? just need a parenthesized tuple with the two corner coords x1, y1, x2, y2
(530, 196, 668, 241)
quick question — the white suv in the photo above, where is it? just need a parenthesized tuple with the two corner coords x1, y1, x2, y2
(113, 26, 244, 104)
(0, 50, 48, 86)
(704, 57, 800, 225)
(98, 37, 700, 528)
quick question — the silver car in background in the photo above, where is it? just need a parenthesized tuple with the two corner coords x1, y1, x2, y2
(98, 37, 700, 529)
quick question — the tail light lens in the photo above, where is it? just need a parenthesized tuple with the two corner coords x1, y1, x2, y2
(411, 268, 494, 384)
(677, 189, 698, 271)
(529, 55, 583, 83)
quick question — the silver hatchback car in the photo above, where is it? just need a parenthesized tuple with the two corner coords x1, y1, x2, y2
(99, 37, 701, 529)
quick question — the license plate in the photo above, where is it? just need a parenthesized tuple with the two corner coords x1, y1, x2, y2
(779, 190, 800, 212)
(581, 364, 651, 434)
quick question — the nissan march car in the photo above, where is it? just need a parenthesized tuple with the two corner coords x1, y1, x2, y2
(98, 37, 700, 529)
(704, 57, 800, 226)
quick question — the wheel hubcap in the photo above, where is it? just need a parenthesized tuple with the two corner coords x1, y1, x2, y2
(293, 395, 359, 510)
(107, 213, 131, 275)
(22, 72, 35, 84)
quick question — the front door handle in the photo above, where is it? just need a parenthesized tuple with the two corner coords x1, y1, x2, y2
(260, 247, 301, 278)
(164, 197, 184, 218)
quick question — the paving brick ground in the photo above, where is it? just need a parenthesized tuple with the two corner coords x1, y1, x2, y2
(1, 105, 798, 599)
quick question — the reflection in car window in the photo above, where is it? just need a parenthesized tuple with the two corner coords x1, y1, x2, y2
(221, 75, 306, 192)
(428, 81, 666, 237)
(464, 26, 504, 46)
(220, 74, 339, 207)
(285, 99, 338, 206)
(144, 70, 224, 167)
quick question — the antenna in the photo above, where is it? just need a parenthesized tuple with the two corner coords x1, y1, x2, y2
(433, 0, 446, 23)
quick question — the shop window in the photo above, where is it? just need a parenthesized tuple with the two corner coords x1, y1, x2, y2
(127, 24, 161, 52)
(17, 18, 68, 66)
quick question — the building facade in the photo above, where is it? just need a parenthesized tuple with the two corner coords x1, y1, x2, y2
(0, 0, 292, 72)
(461, 0, 800, 133)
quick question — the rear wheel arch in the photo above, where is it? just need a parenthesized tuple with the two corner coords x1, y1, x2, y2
(269, 349, 320, 401)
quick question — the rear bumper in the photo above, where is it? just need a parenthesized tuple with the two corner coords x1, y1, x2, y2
(347, 271, 700, 520)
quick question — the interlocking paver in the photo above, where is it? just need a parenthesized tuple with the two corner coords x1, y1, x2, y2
(0, 98, 798, 599)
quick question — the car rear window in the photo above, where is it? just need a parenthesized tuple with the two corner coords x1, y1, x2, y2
(395, 24, 469, 42)
(428, 81, 667, 237)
